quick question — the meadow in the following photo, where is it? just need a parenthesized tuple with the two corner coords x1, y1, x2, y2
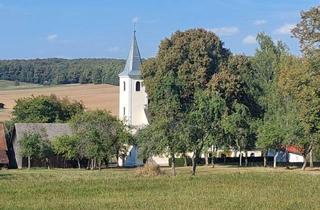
(0, 166, 320, 210)
(0, 81, 119, 122)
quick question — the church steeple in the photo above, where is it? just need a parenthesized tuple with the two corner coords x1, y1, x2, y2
(119, 31, 142, 77)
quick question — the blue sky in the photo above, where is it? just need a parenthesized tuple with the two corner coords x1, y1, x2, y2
(0, 0, 318, 59)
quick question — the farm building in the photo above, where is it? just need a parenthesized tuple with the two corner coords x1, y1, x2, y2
(11, 123, 72, 169)
(0, 123, 9, 167)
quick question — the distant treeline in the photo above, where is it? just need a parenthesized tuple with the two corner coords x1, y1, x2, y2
(0, 58, 125, 86)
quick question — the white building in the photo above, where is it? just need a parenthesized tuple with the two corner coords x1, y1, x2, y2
(118, 31, 158, 167)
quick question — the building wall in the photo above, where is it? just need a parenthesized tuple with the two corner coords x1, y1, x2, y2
(119, 76, 132, 124)
(130, 78, 148, 126)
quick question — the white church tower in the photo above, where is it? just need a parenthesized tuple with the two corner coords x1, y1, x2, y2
(118, 31, 148, 167)
(119, 31, 148, 129)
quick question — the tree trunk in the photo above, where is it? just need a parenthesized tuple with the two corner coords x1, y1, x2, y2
(211, 145, 215, 168)
(205, 152, 209, 166)
(263, 151, 267, 167)
(171, 153, 176, 176)
(309, 148, 314, 168)
(77, 159, 81, 169)
(244, 151, 248, 167)
(191, 153, 197, 176)
(211, 155, 215, 168)
(46, 158, 50, 170)
(98, 159, 102, 171)
(183, 154, 187, 167)
(302, 155, 307, 170)
(273, 151, 279, 168)
(90, 159, 94, 170)
(28, 156, 31, 169)
(239, 152, 242, 167)
(116, 151, 119, 167)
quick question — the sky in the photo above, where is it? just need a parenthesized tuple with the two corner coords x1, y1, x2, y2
(0, 0, 318, 59)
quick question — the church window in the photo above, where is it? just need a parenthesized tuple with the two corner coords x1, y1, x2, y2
(123, 81, 126, 91)
(123, 107, 126, 116)
(136, 81, 141, 92)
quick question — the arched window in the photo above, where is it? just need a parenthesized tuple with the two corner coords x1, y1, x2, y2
(123, 81, 126, 91)
(136, 81, 141, 92)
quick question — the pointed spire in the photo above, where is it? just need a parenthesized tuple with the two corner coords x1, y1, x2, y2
(119, 30, 142, 77)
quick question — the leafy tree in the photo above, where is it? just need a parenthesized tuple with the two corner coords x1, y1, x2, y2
(12, 94, 84, 123)
(52, 135, 84, 169)
(70, 110, 131, 170)
(183, 90, 226, 175)
(19, 132, 42, 169)
(141, 29, 230, 175)
(292, 6, 320, 54)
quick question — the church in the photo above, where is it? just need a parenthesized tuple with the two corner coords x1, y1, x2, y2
(117, 31, 169, 167)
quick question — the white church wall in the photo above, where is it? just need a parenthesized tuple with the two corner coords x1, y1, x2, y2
(131, 78, 148, 126)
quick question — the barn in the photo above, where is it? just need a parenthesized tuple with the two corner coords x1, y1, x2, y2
(12, 123, 72, 169)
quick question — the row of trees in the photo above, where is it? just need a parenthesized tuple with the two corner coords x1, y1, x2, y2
(20, 110, 132, 169)
(138, 6, 320, 175)
(0, 58, 124, 85)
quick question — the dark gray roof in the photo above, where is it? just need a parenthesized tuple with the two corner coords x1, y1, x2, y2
(14, 123, 72, 142)
(119, 31, 142, 77)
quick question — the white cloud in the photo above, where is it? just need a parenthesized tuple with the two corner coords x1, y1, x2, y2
(274, 23, 295, 35)
(132, 16, 139, 23)
(46, 34, 58, 41)
(207, 27, 239, 36)
(243, 35, 257, 44)
(254, 19, 267, 26)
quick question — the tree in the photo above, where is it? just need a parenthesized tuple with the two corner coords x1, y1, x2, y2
(12, 94, 84, 123)
(292, 6, 320, 54)
(277, 54, 320, 170)
(141, 29, 230, 176)
(70, 110, 131, 170)
(19, 132, 42, 169)
(52, 135, 84, 169)
(183, 90, 226, 175)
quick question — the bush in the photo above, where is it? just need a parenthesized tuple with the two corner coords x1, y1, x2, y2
(136, 162, 161, 177)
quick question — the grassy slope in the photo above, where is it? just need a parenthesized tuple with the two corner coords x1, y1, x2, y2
(0, 80, 42, 90)
(0, 167, 319, 210)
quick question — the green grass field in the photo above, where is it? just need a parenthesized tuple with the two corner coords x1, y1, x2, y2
(0, 167, 320, 210)
(0, 80, 43, 90)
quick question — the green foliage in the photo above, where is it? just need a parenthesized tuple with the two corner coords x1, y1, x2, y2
(292, 6, 320, 54)
(52, 135, 82, 161)
(19, 132, 42, 159)
(12, 94, 84, 123)
(0, 58, 125, 86)
(70, 110, 131, 167)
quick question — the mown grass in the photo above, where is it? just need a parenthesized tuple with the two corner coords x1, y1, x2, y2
(0, 166, 320, 210)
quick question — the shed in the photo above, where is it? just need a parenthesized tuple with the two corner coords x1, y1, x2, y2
(12, 123, 72, 169)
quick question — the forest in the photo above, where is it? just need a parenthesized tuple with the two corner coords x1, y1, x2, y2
(0, 58, 125, 85)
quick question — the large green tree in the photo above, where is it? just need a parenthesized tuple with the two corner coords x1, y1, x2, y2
(12, 94, 84, 123)
(141, 29, 230, 175)
(70, 110, 131, 170)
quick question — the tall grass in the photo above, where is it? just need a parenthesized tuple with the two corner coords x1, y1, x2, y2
(0, 167, 319, 209)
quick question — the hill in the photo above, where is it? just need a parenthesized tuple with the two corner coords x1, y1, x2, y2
(0, 83, 119, 122)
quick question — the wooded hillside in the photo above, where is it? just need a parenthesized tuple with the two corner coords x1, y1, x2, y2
(0, 58, 125, 86)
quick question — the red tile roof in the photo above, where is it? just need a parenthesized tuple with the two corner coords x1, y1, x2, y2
(0, 123, 9, 164)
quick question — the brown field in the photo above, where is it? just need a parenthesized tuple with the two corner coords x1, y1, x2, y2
(0, 84, 119, 122)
